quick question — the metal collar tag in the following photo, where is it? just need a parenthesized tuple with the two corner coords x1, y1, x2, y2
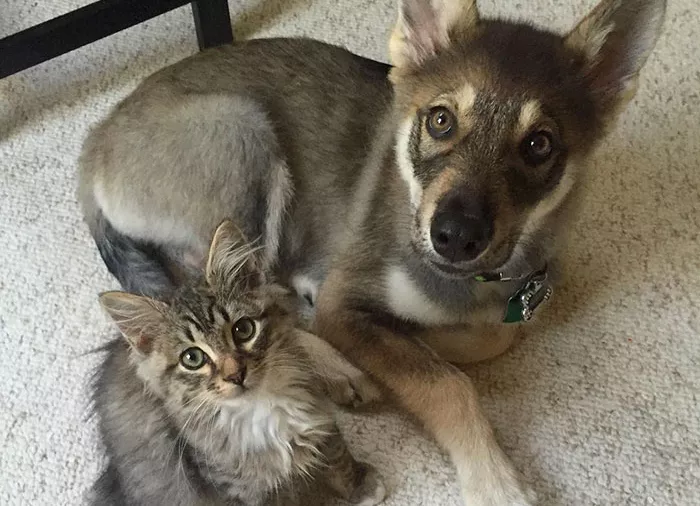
(503, 269, 552, 323)
(475, 266, 552, 323)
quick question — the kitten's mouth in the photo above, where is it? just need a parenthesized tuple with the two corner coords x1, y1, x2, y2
(216, 383, 249, 401)
(219, 391, 250, 408)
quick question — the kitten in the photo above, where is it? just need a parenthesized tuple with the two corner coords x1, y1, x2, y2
(90, 220, 386, 506)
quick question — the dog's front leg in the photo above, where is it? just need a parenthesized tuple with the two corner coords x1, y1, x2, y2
(315, 276, 535, 506)
(295, 329, 382, 408)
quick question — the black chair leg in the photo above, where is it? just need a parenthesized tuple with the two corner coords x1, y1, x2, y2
(0, 0, 193, 79)
(191, 0, 234, 50)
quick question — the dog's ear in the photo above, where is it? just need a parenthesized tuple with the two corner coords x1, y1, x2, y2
(565, 0, 666, 121)
(389, 0, 479, 68)
(99, 291, 168, 355)
(206, 220, 264, 292)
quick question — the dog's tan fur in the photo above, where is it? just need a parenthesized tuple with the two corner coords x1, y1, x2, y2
(315, 267, 530, 504)
(321, 1, 666, 502)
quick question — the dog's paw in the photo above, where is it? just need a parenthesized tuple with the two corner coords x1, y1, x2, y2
(326, 372, 382, 408)
(462, 479, 536, 506)
(458, 450, 536, 506)
(348, 463, 386, 506)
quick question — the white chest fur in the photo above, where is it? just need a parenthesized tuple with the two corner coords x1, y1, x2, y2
(385, 265, 456, 326)
(216, 394, 328, 453)
(191, 392, 332, 491)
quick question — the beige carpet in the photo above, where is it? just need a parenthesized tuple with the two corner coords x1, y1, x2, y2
(1, 1, 698, 504)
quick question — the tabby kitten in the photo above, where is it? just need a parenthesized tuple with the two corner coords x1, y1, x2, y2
(91, 220, 385, 506)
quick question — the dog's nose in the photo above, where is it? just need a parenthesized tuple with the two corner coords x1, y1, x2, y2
(430, 210, 492, 263)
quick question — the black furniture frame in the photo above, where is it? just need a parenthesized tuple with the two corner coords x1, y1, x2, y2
(0, 0, 233, 79)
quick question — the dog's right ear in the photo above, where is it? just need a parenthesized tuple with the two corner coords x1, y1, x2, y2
(206, 220, 264, 292)
(389, 0, 479, 68)
(565, 0, 666, 122)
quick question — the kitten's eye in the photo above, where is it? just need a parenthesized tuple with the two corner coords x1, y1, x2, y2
(232, 317, 256, 343)
(520, 130, 554, 166)
(180, 347, 207, 370)
(426, 106, 456, 139)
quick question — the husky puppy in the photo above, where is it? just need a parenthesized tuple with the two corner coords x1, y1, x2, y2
(78, 1, 666, 504)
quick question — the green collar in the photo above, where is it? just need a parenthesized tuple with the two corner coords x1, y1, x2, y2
(475, 265, 552, 323)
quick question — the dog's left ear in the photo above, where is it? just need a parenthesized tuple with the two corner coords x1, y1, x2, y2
(389, 0, 479, 68)
(565, 0, 666, 120)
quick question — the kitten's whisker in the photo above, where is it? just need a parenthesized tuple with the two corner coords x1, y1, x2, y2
(168, 394, 210, 494)
(200, 402, 219, 488)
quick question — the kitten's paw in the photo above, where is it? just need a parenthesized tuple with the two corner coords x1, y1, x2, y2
(327, 373, 382, 408)
(348, 464, 386, 506)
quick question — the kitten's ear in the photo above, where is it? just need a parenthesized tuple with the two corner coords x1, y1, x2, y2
(99, 291, 167, 354)
(565, 0, 666, 121)
(206, 220, 264, 291)
(389, 0, 479, 68)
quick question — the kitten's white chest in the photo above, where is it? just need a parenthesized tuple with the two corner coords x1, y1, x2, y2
(212, 395, 331, 480)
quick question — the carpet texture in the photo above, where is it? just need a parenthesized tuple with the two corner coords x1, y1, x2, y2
(1, 1, 698, 504)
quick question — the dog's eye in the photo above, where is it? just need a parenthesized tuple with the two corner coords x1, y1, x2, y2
(180, 347, 208, 370)
(232, 317, 257, 343)
(426, 107, 456, 139)
(521, 130, 554, 166)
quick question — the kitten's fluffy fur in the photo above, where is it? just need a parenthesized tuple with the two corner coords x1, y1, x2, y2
(91, 221, 385, 506)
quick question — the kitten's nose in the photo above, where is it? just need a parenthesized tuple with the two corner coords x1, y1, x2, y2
(224, 366, 246, 385)
(221, 357, 246, 385)
(224, 365, 246, 385)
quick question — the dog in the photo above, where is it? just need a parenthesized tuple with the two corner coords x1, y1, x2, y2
(78, 0, 666, 504)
